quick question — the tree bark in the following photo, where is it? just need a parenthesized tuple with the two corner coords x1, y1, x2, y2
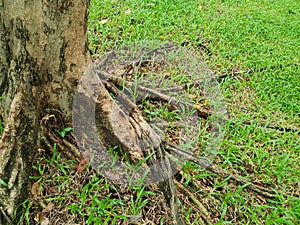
(0, 0, 90, 223)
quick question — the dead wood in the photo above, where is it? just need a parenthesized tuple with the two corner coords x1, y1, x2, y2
(175, 180, 210, 220)
(103, 82, 184, 224)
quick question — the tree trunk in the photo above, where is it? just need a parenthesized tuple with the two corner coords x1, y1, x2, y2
(0, 0, 90, 223)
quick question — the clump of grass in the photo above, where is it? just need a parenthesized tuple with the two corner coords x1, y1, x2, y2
(14, 145, 158, 225)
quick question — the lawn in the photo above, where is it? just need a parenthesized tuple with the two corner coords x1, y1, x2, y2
(16, 0, 299, 224)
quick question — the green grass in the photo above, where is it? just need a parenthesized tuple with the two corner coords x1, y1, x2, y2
(14, 146, 156, 225)
(87, 0, 299, 224)
(16, 0, 299, 224)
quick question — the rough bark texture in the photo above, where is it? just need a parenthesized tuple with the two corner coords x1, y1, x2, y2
(0, 0, 90, 223)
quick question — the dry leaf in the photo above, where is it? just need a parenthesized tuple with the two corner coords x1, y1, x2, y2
(76, 149, 92, 172)
(125, 8, 131, 14)
(188, 94, 197, 99)
(34, 212, 45, 223)
(42, 202, 55, 213)
(100, 19, 109, 24)
(48, 185, 58, 195)
(76, 157, 90, 173)
(31, 182, 40, 197)
(40, 217, 50, 225)
(83, 149, 92, 158)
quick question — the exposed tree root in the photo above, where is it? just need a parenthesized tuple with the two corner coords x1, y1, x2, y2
(175, 180, 210, 220)
(228, 119, 299, 133)
(132, 79, 299, 133)
(155, 151, 184, 225)
(97, 62, 277, 199)
(40, 111, 81, 161)
(71, 64, 185, 224)
(99, 72, 213, 120)
(103, 68, 299, 137)
(36, 47, 289, 223)
(0, 92, 39, 224)
(216, 62, 300, 82)
(43, 131, 81, 161)
(165, 143, 277, 198)
(145, 82, 298, 135)
(37, 65, 280, 224)
(89, 56, 280, 223)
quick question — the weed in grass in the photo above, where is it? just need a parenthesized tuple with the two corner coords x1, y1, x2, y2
(13, 200, 31, 225)
(55, 127, 73, 138)
(129, 185, 155, 215)
(15, 143, 161, 224)
(0, 178, 8, 187)
(0, 119, 3, 136)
